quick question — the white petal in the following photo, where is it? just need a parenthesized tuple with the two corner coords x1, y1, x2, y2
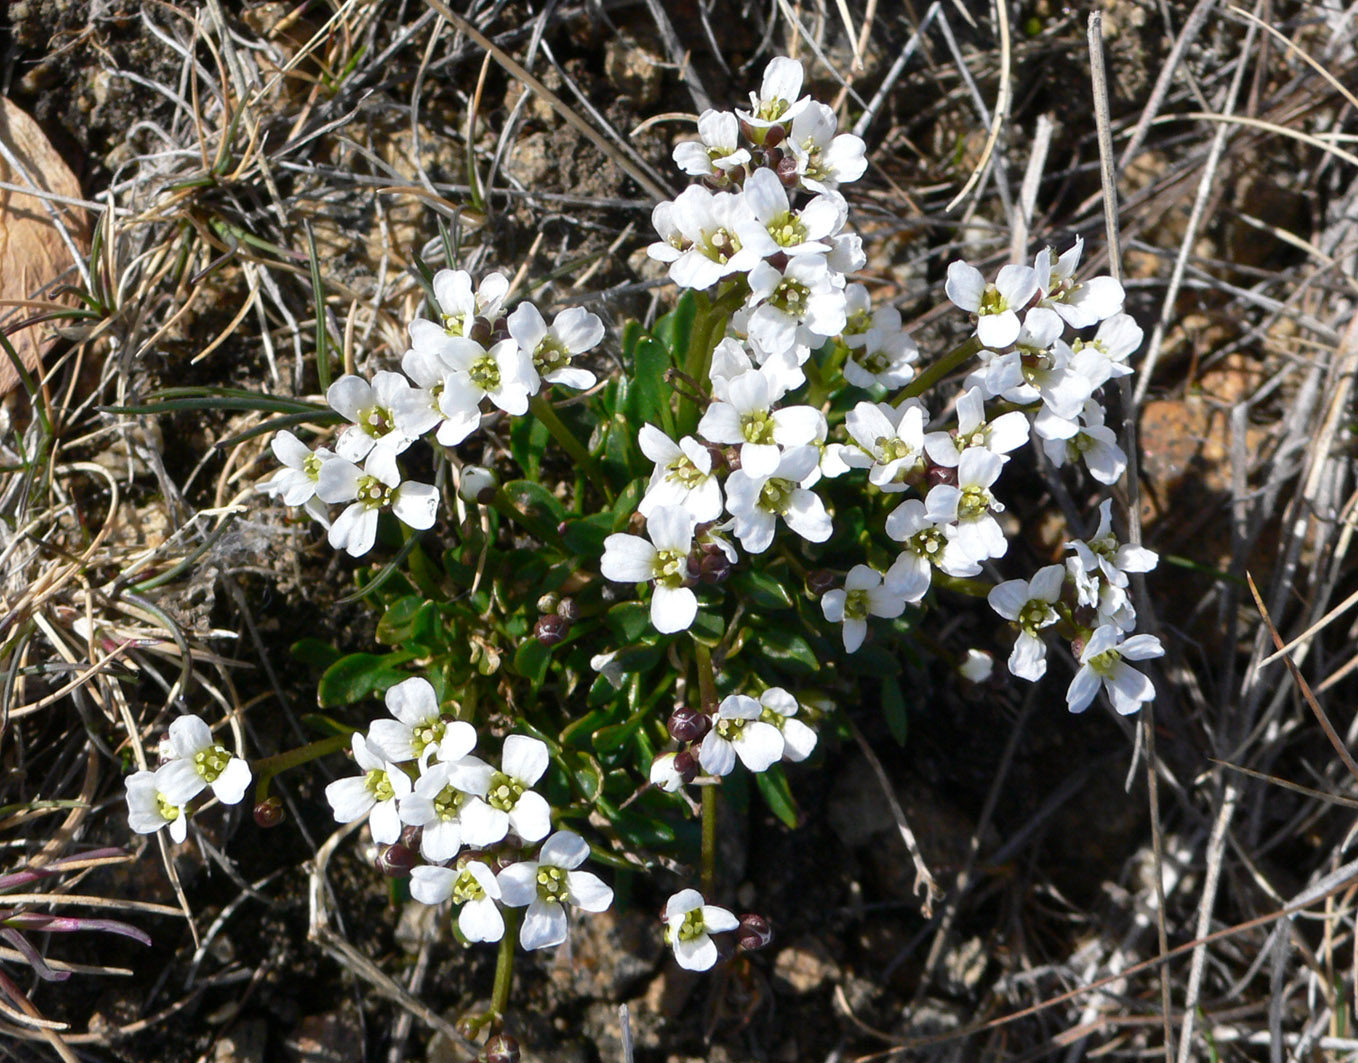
(496, 862, 538, 908)
(665, 889, 705, 922)
(735, 722, 785, 772)
(156, 758, 206, 805)
(566, 871, 613, 912)
(506, 790, 552, 842)
(674, 934, 718, 971)
(519, 898, 568, 950)
(651, 584, 698, 635)
(410, 865, 456, 905)
(168, 715, 213, 758)
(325, 776, 374, 823)
(459, 898, 506, 943)
(392, 483, 439, 530)
(211, 757, 253, 805)
(502, 735, 550, 785)
(601, 535, 657, 582)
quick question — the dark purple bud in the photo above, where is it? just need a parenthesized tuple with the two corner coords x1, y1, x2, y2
(536, 592, 561, 613)
(401, 824, 424, 849)
(1070, 635, 1087, 660)
(738, 118, 757, 143)
(764, 147, 785, 169)
(253, 797, 285, 828)
(482, 1033, 520, 1063)
(492, 316, 509, 334)
(926, 463, 958, 489)
(1072, 604, 1098, 629)
(376, 844, 418, 878)
(535, 614, 570, 646)
(673, 750, 699, 783)
(767, 251, 790, 273)
(724, 446, 742, 473)
(736, 912, 774, 952)
(726, 164, 747, 186)
(763, 124, 785, 149)
(556, 597, 579, 621)
(668, 706, 712, 744)
(776, 155, 799, 185)
(806, 569, 838, 597)
(699, 550, 732, 585)
(469, 318, 493, 346)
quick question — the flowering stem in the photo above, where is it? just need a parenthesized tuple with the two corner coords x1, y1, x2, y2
(896, 336, 982, 402)
(489, 908, 521, 1023)
(693, 641, 720, 897)
(527, 394, 612, 505)
(251, 731, 355, 803)
(679, 285, 747, 432)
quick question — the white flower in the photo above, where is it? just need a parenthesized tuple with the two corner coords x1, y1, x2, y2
(974, 310, 1092, 421)
(947, 448, 1008, 562)
(736, 56, 810, 132)
(924, 387, 1030, 468)
(638, 425, 723, 522)
(315, 448, 439, 557)
(410, 862, 504, 943)
(698, 694, 784, 776)
(155, 715, 252, 807)
(1040, 399, 1127, 485)
(746, 255, 847, 351)
(945, 262, 1040, 349)
(821, 565, 905, 653)
(327, 372, 415, 463)
(958, 649, 994, 683)
(697, 370, 824, 478)
(601, 505, 698, 634)
(841, 326, 918, 389)
(125, 768, 189, 843)
(365, 676, 465, 764)
(883, 491, 980, 600)
(663, 889, 739, 971)
(457, 465, 498, 503)
(758, 688, 817, 762)
(672, 109, 752, 177)
(988, 564, 1066, 681)
(1067, 499, 1159, 597)
(324, 732, 412, 844)
(724, 445, 832, 554)
(1034, 238, 1125, 328)
(787, 100, 868, 194)
(742, 167, 846, 258)
(649, 752, 691, 793)
(497, 831, 614, 951)
(428, 269, 509, 339)
(1070, 313, 1142, 383)
(439, 336, 536, 416)
(399, 760, 493, 863)
(261, 431, 336, 507)
(459, 735, 553, 846)
(507, 302, 604, 393)
(647, 186, 765, 290)
(1067, 625, 1164, 714)
(843, 399, 927, 492)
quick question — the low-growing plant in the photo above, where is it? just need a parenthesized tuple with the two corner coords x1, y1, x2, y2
(123, 55, 1160, 1056)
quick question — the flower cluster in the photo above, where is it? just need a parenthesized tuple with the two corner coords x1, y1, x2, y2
(260, 273, 605, 556)
(125, 715, 252, 842)
(323, 678, 612, 949)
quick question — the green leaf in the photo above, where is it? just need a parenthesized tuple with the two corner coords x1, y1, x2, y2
(318, 651, 420, 707)
(513, 638, 552, 690)
(562, 513, 614, 557)
(503, 479, 568, 527)
(755, 764, 801, 829)
(756, 628, 820, 673)
(654, 289, 697, 362)
(731, 568, 794, 611)
(881, 674, 908, 746)
(291, 638, 342, 671)
(510, 413, 551, 480)
(375, 595, 423, 645)
(606, 601, 652, 644)
(688, 607, 725, 646)
(627, 335, 674, 438)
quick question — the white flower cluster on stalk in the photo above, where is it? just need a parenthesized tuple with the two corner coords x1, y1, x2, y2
(260, 271, 605, 556)
(125, 714, 252, 843)
(610, 55, 1162, 721)
(324, 677, 613, 949)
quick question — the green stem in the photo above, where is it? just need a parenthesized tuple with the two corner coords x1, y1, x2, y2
(896, 336, 983, 402)
(693, 641, 720, 898)
(490, 908, 521, 1022)
(251, 731, 354, 803)
(677, 285, 747, 434)
(528, 394, 612, 505)
(930, 572, 993, 598)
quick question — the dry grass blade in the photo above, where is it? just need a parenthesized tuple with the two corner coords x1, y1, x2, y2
(944, 0, 1010, 212)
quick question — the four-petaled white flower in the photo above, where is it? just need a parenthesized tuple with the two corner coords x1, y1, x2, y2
(788, 100, 868, 194)
(698, 694, 784, 776)
(945, 262, 1040, 349)
(324, 732, 412, 844)
(399, 760, 492, 863)
(600, 505, 699, 634)
(698, 370, 824, 478)
(672, 109, 752, 177)
(125, 768, 189, 843)
(367, 676, 466, 764)
(1067, 625, 1164, 715)
(1034, 238, 1125, 329)
(842, 399, 927, 492)
(745, 255, 847, 351)
(821, 565, 905, 653)
(663, 889, 739, 971)
(987, 564, 1066, 681)
(736, 56, 810, 133)
(924, 387, 1029, 468)
(156, 715, 252, 807)
(460, 734, 553, 846)
(724, 445, 832, 554)
(742, 167, 845, 258)
(638, 426, 723, 522)
(497, 831, 614, 951)
(428, 269, 509, 339)
(507, 302, 604, 393)
(262, 431, 335, 508)
(316, 448, 438, 558)
(647, 186, 765, 290)
(327, 372, 414, 463)
(410, 861, 505, 943)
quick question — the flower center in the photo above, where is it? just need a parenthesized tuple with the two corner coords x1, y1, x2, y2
(411, 720, 445, 757)
(715, 717, 746, 742)
(740, 409, 776, 445)
(358, 404, 394, 439)
(767, 211, 808, 248)
(843, 588, 870, 620)
(486, 771, 524, 812)
(303, 453, 324, 479)
(770, 278, 810, 315)
(453, 868, 485, 903)
(756, 97, 791, 123)
(979, 284, 1008, 315)
(666, 455, 705, 489)
(469, 354, 502, 392)
(442, 311, 470, 337)
(653, 547, 688, 588)
(1019, 601, 1052, 633)
(193, 745, 234, 785)
(877, 436, 912, 463)
(536, 865, 569, 904)
(700, 227, 741, 264)
(533, 338, 571, 376)
(677, 909, 707, 941)
(859, 348, 894, 375)
(432, 784, 466, 821)
(758, 476, 795, 515)
(364, 769, 395, 803)
(844, 308, 873, 336)
(1089, 649, 1121, 677)
(911, 527, 946, 561)
(155, 793, 179, 821)
(958, 485, 990, 519)
(355, 474, 393, 510)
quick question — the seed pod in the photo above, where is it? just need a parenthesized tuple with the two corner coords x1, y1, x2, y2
(376, 843, 418, 878)
(698, 550, 732, 585)
(482, 1033, 520, 1063)
(668, 705, 712, 744)
(736, 912, 774, 952)
(253, 796, 285, 828)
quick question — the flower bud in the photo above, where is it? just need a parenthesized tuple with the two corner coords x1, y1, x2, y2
(673, 750, 699, 783)
(401, 824, 424, 850)
(482, 1033, 520, 1063)
(376, 843, 418, 878)
(253, 796, 285, 828)
(534, 614, 571, 646)
(766, 251, 790, 273)
(925, 462, 958, 489)
(805, 569, 837, 597)
(763, 124, 786, 149)
(764, 147, 785, 170)
(698, 550, 732, 585)
(736, 912, 774, 952)
(469, 318, 493, 346)
(776, 155, 799, 185)
(555, 597, 579, 622)
(668, 705, 712, 744)
(459, 465, 498, 504)
(536, 592, 561, 614)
